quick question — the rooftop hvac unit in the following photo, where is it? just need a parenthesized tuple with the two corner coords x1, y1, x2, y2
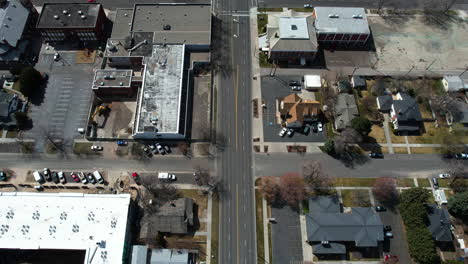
(119, 82, 123, 86)
(62, 10, 68, 15)
(81, 15, 87, 19)
(53, 15, 59, 20)
(352, 14, 363, 19)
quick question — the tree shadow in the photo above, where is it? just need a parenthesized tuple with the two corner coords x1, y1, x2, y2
(28, 82, 47, 106)
(333, 150, 370, 169)
(421, 10, 467, 31)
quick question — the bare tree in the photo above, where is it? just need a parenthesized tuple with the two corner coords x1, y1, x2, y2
(279, 173, 308, 207)
(259, 176, 280, 204)
(177, 142, 192, 158)
(321, 83, 338, 119)
(430, 95, 461, 123)
(334, 128, 362, 154)
(214, 132, 227, 153)
(301, 161, 334, 191)
(361, 95, 380, 120)
(139, 176, 180, 210)
(448, 162, 468, 193)
(372, 177, 399, 207)
(377, 0, 386, 13)
(193, 166, 223, 194)
(445, 0, 457, 12)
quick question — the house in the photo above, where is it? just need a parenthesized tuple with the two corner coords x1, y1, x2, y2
(389, 92, 423, 133)
(37, 3, 107, 43)
(313, 7, 370, 47)
(139, 198, 194, 240)
(351, 76, 366, 89)
(427, 204, 453, 243)
(0, 0, 37, 67)
(442, 75, 468, 92)
(334, 94, 358, 131)
(306, 196, 384, 256)
(278, 93, 320, 128)
(266, 10, 318, 65)
(0, 91, 21, 128)
(376, 95, 393, 113)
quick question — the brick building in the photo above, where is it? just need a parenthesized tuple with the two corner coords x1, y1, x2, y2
(36, 3, 106, 42)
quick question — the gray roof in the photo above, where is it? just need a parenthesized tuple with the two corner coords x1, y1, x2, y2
(37, 3, 101, 29)
(312, 242, 346, 254)
(0, 0, 29, 49)
(267, 10, 318, 52)
(306, 206, 384, 247)
(314, 7, 370, 34)
(443, 75, 467, 92)
(111, 8, 133, 39)
(132, 4, 211, 46)
(377, 95, 393, 111)
(140, 198, 194, 236)
(454, 104, 468, 124)
(308, 196, 341, 213)
(131, 245, 148, 264)
(334, 94, 358, 130)
(92, 70, 132, 89)
(427, 204, 453, 242)
(351, 76, 366, 88)
(150, 249, 192, 264)
(393, 92, 422, 130)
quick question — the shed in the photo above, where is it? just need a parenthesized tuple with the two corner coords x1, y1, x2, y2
(304, 75, 321, 90)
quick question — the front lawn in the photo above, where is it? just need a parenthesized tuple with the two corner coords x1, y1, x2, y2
(334, 178, 376, 187)
(257, 14, 268, 34)
(417, 178, 431, 187)
(341, 189, 371, 207)
(408, 122, 468, 144)
(397, 178, 415, 187)
(367, 125, 386, 143)
(210, 194, 220, 264)
(255, 190, 266, 264)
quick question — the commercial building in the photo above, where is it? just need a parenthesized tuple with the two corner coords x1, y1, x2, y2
(37, 3, 107, 42)
(0, 192, 132, 264)
(0, 0, 37, 66)
(266, 10, 318, 65)
(279, 93, 320, 128)
(313, 7, 370, 46)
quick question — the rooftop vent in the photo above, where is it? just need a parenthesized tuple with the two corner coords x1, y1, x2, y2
(124, 13, 128, 17)
(53, 15, 59, 20)
(119, 82, 123, 86)
(78, 10, 83, 15)
(62, 10, 68, 15)
(328, 14, 339, 18)
(81, 15, 87, 20)
(291, 25, 298, 30)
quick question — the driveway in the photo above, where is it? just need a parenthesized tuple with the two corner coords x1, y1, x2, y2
(377, 209, 412, 264)
(271, 205, 304, 264)
(24, 52, 95, 152)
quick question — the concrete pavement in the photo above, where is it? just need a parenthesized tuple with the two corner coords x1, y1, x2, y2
(382, 113, 394, 154)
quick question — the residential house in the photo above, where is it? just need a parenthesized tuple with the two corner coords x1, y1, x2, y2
(266, 10, 318, 65)
(376, 95, 393, 113)
(313, 7, 370, 47)
(427, 204, 453, 243)
(0, 91, 21, 128)
(278, 93, 320, 128)
(37, 3, 107, 43)
(442, 75, 468, 92)
(139, 198, 194, 240)
(306, 196, 384, 256)
(334, 93, 358, 131)
(389, 92, 422, 133)
(0, 0, 37, 67)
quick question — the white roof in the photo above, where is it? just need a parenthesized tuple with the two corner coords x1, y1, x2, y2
(304, 75, 321, 88)
(279, 17, 309, 39)
(0, 192, 131, 264)
(435, 189, 447, 204)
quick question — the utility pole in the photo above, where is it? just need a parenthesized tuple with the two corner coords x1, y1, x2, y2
(405, 65, 415, 76)
(459, 66, 468, 77)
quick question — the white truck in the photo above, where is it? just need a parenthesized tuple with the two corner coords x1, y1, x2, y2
(158, 172, 176, 181)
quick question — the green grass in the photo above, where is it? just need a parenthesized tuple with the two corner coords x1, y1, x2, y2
(210, 194, 219, 264)
(341, 190, 371, 207)
(302, 200, 309, 214)
(259, 52, 272, 68)
(290, 8, 314, 12)
(334, 178, 377, 187)
(258, 7, 282, 12)
(325, 122, 335, 139)
(417, 178, 431, 187)
(255, 190, 266, 264)
(45, 141, 59, 154)
(73, 142, 98, 156)
(257, 14, 268, 34)
(397, 178, 415, 187)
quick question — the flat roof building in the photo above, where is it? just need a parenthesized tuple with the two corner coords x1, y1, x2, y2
(0, 192, 132, 264)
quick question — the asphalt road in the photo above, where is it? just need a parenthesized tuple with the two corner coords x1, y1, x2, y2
(213, 0, 257, 263)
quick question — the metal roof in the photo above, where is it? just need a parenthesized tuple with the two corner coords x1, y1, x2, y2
(0, 0, 29, 48)
(37, 3, 101, 29)
(314, 7, 370, 34)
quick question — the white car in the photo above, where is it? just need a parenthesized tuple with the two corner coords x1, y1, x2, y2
(158, 172, 176, 181)
(58, 171, 66, 184)
(156, 143, 166, 154)
(317, 122, 323, 132)
(90, 145, 103, 151)
(279, 127, 288, 137)
(438, 173, 451, 179)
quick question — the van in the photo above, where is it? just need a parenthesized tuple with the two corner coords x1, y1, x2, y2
(33, 171, 44, 184)
(93, 171, 104, 184)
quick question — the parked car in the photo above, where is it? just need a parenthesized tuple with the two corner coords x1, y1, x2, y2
(163, 145, 171, 154)
(71, 172, 80, 182)
(58, 171, 66, 184)
(79, 172, 88, 184)
(438, 173, 451, 179)
(91, 145, 103, 151)
(304, 4, 313, 8)
(142, 146, 153, 157)
(289, 80, 301, 91)
(86, 173, 96, 184)
(116, 140, 127, 146)
(432, 177, 439, 189)
(317, 122, 323, 132)
(33, 171, 44, 184)
(375, 206, 386, 212)
(303, 125, 310, 135)
(53, 53, 60, 61)
(158, 172, 176, 181)
(455, 153, 468, 159)
(156, 143, 166, 154)
(92, 171, 104, 184)
(287, 128, 294, 137)
(385, 231, 393, 238)
(52, 172, 60, 184)
(43, 168, 51, 181)
(0, 171, 6, 181)
(132, 172, 138, 179)
(369, 153, 384, 159)
(279, 127, 288, 137)
(311, 123, 318, 133)
(384, 225, 392, 231)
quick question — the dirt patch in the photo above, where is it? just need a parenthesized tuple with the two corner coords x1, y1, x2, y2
(75, 49, 96, 64)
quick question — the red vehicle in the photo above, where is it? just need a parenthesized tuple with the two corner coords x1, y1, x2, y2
(87, 0, 96, 2)
(71, 172, 80, 182)
(132, 172, 138, 178)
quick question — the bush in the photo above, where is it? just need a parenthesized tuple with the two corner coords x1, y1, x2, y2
(448, 191, 468, 221)
(351, 116, 372, 136)
(406, 227, 440, 264)
(19, 66, 42, 97)
(322, 140, 335, 155)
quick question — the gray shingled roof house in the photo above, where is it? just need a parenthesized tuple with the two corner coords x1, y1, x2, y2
(389, 92, 422, 132)
(376, 95, 393, 112)
(427, 204, 453, 242)
(139, 198, 194, 240)
(306, 196, 383, 255)
(334, 94, 359, 131)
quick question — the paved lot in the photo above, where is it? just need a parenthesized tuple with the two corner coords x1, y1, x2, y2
(271, 205, 304, 264)
(261, 75, 326, 142)
(24, 52, 94, 151)
(377, 209, 412, 264)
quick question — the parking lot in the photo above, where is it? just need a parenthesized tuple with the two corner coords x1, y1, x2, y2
(261, 75, 326, 143)
(377, 208, 412, 264)
(24, 51, 95, 151)
(271, 205, 303, 264)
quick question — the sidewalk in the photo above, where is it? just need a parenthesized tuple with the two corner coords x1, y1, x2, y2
(382, 113, 394, 154)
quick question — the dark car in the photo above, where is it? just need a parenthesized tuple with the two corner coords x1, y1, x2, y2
(87, 173, 97, 184)
(289, 80, 300, 86)
(0, 171, 6, 181)
(375, 206, 387, 212)
(311, 123, 318, 133)
(52, 172, 60, 184)
(303, 125, 310, 135)
(384, 225, 392, 231)
(369, 153, 384, 159)
(163, 145, 171, 154)
(43, 168, 52, 181)
(117, 140, 127, 146)
(432, 177, 439, 189)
